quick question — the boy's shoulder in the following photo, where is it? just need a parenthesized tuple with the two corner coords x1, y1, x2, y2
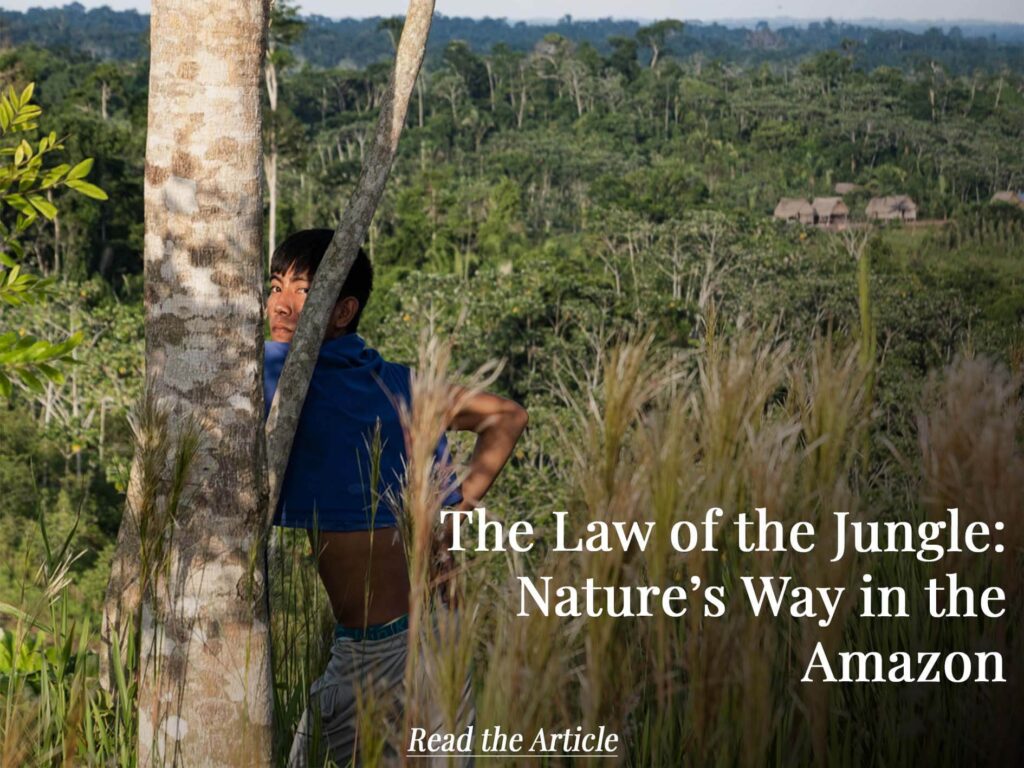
(262, 336, 415, 413)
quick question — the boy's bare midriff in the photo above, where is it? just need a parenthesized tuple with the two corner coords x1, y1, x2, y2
(312, 528, 411, 627)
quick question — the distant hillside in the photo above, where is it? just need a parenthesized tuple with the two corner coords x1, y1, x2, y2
(0, 3, 149, 60)
(0, 3, 1022, 73)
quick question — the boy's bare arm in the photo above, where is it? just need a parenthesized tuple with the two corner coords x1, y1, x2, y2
(431, 386, 527, 604)
(448, 385, 528, 509)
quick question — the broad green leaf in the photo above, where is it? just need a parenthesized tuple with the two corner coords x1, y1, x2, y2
(41, 164, 69, 189)
(26, 339, 56, 361)
(35, 362, 64, 384)
(18, 167, 39, 191)
(17, 368, 43, 394)
(13, 105, 41, 126)
(4, 194, 35, 218)
(0, 370, 10, 398)
(66, 158, 94, 181)
(66, 180, 108, 201)
(13, 334, 37, 351)
(18, 83, 34, 107)
(28, 195, 57, 221)
(52, 331, 84, 356)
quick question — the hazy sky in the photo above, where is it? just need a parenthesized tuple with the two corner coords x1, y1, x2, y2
(1, 0, 1022, 24)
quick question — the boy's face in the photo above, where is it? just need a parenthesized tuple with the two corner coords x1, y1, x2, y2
(267, 264, 359, 343)
(267, 265, 309, 343)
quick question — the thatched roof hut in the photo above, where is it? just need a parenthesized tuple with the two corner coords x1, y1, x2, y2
(812, 197, 849, 226)
(866, 195, 918, 222)
(834, 182, 861, 195)
(774, 197, 814, 225)
(991, 191, 1024, 208)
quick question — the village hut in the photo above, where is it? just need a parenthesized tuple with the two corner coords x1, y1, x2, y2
(811, 197, 849, 227)
(773, 197, 814, 225)
(991, 191, 1024, 209)
(866, 195, 918, 222)
(834, 182, 861, 195)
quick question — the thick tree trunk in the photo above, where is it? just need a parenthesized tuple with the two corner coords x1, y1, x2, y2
(104, 1, 272, 765)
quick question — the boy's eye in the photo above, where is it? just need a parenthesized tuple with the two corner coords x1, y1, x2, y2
(269, 285, 281, 293)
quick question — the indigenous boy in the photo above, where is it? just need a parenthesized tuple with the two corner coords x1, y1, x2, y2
(264, 229, 527, 767)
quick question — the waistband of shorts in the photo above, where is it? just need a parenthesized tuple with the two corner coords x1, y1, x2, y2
(334, 613, 409, 642)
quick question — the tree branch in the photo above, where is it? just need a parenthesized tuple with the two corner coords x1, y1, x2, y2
(263, 0, 435, 531)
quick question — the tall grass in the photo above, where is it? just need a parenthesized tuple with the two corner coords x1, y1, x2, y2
(358, 321, 1020, 767)
(3, 328, 1020, 766)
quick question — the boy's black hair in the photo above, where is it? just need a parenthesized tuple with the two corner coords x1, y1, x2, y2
(270, 228, 373, 334)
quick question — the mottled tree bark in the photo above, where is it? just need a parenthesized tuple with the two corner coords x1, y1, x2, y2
(105, 1, 272, 765)
(264, 0, 435, 526)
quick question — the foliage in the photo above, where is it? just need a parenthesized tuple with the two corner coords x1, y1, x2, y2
(0, 82, 106, 398)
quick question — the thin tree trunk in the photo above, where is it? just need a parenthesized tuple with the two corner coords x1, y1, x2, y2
(264, 0, 435, 529)
(102, 1, 272, 765)
(265, 57, 279, 271)
(417, 72, 425, 128)
(49, 189, 60, 275)
(265, 150, 277, 270)
(484, 59, 496, 112)
(516, 73, 528, 129)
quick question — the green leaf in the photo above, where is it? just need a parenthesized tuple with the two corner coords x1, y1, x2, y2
(66, 180, 108, 201)
(41, 164, 69, 189)
(28, 195, 57, 221)
(53, 331, 84, 356)
(19, 83, 34, 107)
(12, 106, 41, 126)
(4, 194, 37, 222)
(26, 339, 58, 361)
(0, 369, 10, 398)
(35, 362, 64, 384)
(17, 167, 39, 191)
(66, 158, 94, 181)
(17, 368, 43, 394)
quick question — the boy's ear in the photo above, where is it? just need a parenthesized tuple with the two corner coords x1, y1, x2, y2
(328, 296, 360, 336)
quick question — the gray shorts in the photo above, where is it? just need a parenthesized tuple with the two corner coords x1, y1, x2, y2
(288, 610, 474, 767)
